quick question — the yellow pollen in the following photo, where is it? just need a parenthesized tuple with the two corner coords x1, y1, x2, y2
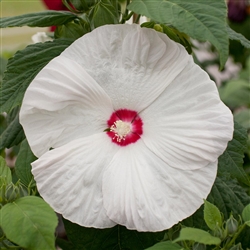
(110, 120, 131, 142)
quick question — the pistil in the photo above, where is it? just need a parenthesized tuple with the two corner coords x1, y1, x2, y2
(106, 109, 143, 146)
(110, 120, 131, 142)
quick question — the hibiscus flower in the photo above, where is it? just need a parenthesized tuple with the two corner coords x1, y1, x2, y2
(20, 24, 233, 232)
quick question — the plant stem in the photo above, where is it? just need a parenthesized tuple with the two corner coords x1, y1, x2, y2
(182, 240, 189, 249)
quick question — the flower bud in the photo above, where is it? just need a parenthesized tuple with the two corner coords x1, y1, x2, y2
(18, 184, 28, 198)
(226, 214, 238, 235)
(5, 183, 19, 202)
(193, 243, 206, 250)
(153, 24, 163, 33)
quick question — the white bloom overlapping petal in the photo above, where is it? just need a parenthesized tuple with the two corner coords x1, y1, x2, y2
(20, 24, 233, 232)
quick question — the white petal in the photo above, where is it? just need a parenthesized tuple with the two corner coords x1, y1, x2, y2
(102, 140, 217, 232)
(62, 24, 190, 112)
(32, 133, 118, 228)
(140, 58, 233, 170)
(20, 56, 113, 157)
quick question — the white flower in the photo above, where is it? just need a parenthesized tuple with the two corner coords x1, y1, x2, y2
(20, 24, 233, 232)
(31, 32, 53, 43)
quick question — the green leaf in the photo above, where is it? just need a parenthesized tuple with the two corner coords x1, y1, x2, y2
(0, 39, 73, 113)
(242, 204, 250, 226)
(173, 228, 221, 245)
(128, 0, 228, 68)
(218, 121, 250, 186)
(56, 238, 75, 250)
(63, 219, 164, 250)
(55, 18, 90, 39)
(65, 0, 88, 12)
(15, 139, 37, 187)
(0, 114, 7, 137)
(219, 79, 250, 108)
(89, 0, 119, 29)
(208, 177, 250, 219)
(0, 11, 77, 28)
(0, 196, 58, 250)
(0, 111, 25, 150)
(145, 241, 184, 250)
(0, 156, 11, 184)
(203, 200, 222, 231)
(0, 57, 7, 83)
(227, 26, 250, 49)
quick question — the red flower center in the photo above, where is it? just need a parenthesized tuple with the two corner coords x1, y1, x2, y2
(106, 109, 143, 146)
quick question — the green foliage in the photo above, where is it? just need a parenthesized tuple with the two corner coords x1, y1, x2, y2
(58, 219, 165, 250)
(15, 139, 36, 188)
(219, 80, 250, 109)
(227, 26, 250, 49)
(64, 0, 94, 12)
(203, 200, 222, 231)
(128, 0, 228, 68)
(55, 18, 90, 39)
(141, 22, 192, 54)
(0, 110, 25, 150)
(234, 109, 250, 130)
(0, 196, 58, 250)
(183, 175, 250, 247)
(0, 156, 11, 185)
(89, 0, 119, 29)
(219, 56, 250, 181)
(165, 202, 250, 249)
(0, 39, 73, 113)
(208, 177, 250, 219)
(0, 57, 7, 83)
(145, 241, 184, 250)
(242, 204, 250, 226)
(0, 11, 78, 28)
(218, 121, 250, 186)
(228, 17, 250, 66)
(173, 228, 221, 245)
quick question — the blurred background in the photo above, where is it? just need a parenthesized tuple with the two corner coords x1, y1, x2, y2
(1, 0, 48, 53)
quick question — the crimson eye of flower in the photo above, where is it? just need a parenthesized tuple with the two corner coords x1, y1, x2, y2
(20, 24, 233, 232)
(106, 109, 143, 146)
